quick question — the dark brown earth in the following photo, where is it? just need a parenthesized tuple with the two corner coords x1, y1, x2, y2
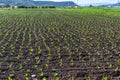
(0, 9, 120, 80)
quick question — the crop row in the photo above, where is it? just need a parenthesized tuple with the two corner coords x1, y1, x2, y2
(0, 9, 120, 80)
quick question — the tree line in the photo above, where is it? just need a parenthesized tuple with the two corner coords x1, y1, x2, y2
(18, 6, 56, 8)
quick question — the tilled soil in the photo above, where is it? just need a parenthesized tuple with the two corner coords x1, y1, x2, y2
(0, 9, 120, 80)
(0, 48, 120, 80)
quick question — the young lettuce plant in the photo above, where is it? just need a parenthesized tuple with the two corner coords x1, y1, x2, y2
(25, 73, 29, 80)
(54, 73, 60, 80)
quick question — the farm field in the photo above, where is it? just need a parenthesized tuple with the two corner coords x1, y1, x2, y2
(59, 7, 120, 17)
(0, 8, 120, 80)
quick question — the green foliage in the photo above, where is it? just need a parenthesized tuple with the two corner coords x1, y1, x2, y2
(0, 8, 119, 79)
(59, 7, 120, 17)
(103, 76, 108, 80)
